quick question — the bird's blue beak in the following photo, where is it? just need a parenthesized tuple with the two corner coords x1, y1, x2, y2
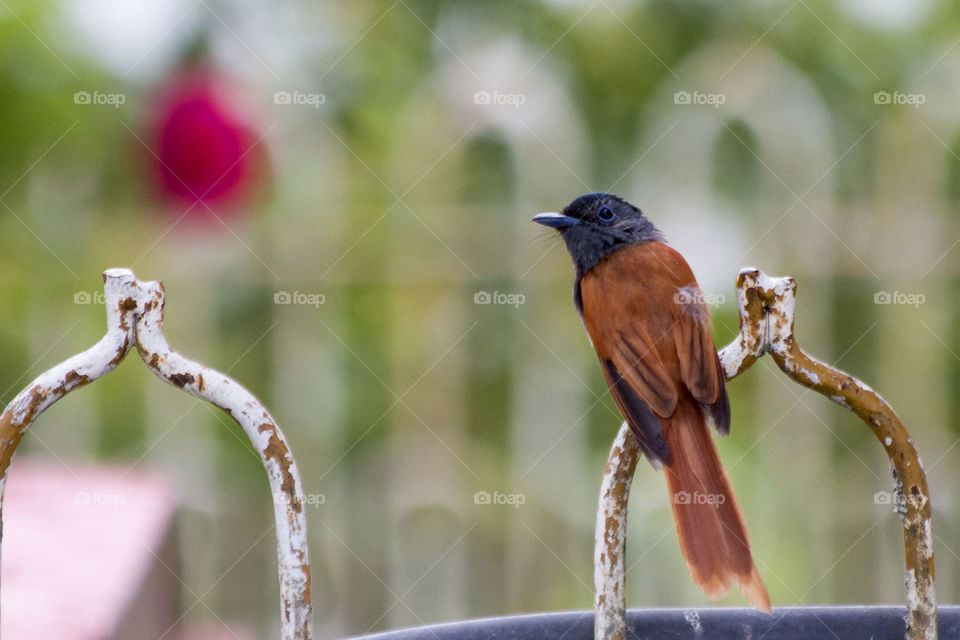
(533, 212, 580, 229)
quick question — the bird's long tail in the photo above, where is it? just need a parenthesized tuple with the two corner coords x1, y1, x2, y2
(663, 397, 771, 613)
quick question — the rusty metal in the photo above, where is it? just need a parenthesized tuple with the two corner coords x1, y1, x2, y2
(0, 269, 313, 640)
(594, 268, 936, 640)
(593, 424, 641, 640)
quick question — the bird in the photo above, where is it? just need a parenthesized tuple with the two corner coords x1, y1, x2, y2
(533, 192, 770, 612)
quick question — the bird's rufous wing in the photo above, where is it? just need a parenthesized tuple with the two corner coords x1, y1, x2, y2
(580, 241, 730, 463)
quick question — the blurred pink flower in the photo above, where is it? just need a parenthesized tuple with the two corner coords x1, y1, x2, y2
(150, 68, 265, 216)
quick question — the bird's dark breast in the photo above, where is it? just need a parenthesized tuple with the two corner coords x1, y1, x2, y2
(564, 226, 630, 284)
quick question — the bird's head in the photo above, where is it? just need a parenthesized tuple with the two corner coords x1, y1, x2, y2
(533, 192, 662, 277)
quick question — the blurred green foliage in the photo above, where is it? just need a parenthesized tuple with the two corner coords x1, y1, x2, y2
(2, 1, 960, 638)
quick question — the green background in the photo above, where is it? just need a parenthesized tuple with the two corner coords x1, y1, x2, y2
(2, 0, 959, 637)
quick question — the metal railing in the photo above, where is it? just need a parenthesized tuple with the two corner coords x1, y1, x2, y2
(0, 268, 313, 640)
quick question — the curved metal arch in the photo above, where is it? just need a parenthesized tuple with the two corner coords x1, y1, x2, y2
(0, 268, 312, 640)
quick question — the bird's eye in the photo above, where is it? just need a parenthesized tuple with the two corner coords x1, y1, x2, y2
(597, 205, 615, 222)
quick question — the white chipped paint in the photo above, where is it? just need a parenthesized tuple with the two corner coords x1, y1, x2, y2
(3, 272, 139, 427)
(885, 436, 893, 447)
(905, 565, 937, 640)
(595, 422, 634, 640)
(906, 568, 918, 613)
(859, 380, 876, 394)
(683, 610, 703, 634)
(754, 271, 778, 292)
(719, 343, 749, 379)
(1, 269, 138, 427)
(829, 395, 852, 409)
(133, 278, 311, 640)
